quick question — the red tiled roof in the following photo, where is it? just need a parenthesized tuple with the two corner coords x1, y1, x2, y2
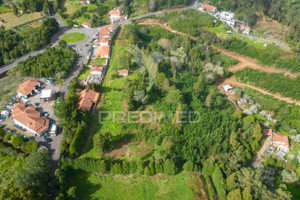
(17, 79, 40, 96)
(95, 46, 110, 57)
(273, 133, 289, 147)
(118, 69, 129, 75)
(245, 26, 251, 30)
(82, 22, 91, 27)
(109, 9, 121, 15)
(11, 103, 49, 134)
(99, 38, 110, 44)
(200, 4, 217, 10)
(264, 129, 273, 136)
(77, 89, 100, 111)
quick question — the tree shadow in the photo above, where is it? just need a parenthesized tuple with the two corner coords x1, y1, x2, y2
(68, 170, 102, 199)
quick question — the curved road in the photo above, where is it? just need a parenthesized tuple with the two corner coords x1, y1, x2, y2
(0, 1, 199, 165)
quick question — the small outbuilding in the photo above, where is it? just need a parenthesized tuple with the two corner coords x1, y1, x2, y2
(223, 84, 233, 92)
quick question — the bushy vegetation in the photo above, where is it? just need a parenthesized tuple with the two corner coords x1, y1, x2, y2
(0, 17, 59, 66)
(9, 41, 77, 80)
(0, 130, 48, 199)
(52, 23, 294, 199)
(235, 68, 300, 100)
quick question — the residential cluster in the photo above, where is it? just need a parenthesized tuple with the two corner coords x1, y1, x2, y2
(77, 8, 130, 113)
(0, 78, 58, 141)
(264, 129, 290, 157)
(197, 4, 251, 34)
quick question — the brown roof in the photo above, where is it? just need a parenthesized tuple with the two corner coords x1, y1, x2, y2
(78, 89, 100, 111)
(17, 79, 40, 96)
(273, 133, 289, 147)
(264, 129, 273, 136)
(95, 46, 110, 57)
(200, 4, 217, 10)
(245, 26, 251, 30)
(109, 9, 121, 15)
(118, 69, 129, 74)
(11, 103, 49, 134)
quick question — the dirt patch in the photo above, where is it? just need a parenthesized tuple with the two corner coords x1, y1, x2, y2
(255, 13, 290, 42)
(215, 48, 298, 78)
(221, 76, 300, 106)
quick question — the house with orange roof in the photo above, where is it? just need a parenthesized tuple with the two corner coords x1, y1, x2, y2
(118, 69, 129, 76)
(11, 102, 49, 135)
(240, 24, 251, 34)
(99, 37, 110, 46)
(272, 133, 289, 152)
(265, 129, 289, 152)
(77, 89, 100, 112)
(17, 79, 41, 98)
(244, 26, 251, 35)
(109, 8, 121, 23)
(82, 22, 91, 29)
(198, 4, 217, 13)
(95, 46, 110, 58)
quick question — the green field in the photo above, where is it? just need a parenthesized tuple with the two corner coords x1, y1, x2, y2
(61, 32, 86, 43)
(69, 172, 195, 200)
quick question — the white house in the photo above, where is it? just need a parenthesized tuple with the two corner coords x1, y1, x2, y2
(11, 103, 49, 135)
(108, 8, 121, 23)
(17, 79, 41, 98)
(224, 20, 235, 27)
(220, 11, 235, 21)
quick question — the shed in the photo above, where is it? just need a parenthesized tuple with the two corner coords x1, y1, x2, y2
(40, 89, 54, 100)
(223, 84, 233, 92)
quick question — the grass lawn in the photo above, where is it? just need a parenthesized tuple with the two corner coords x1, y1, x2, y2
(90, 58, 107, 65)
(69, 172, 195, 200)
(0, 155, 23, 190)
(82, 28, 134, 158)
(78, 67, 90, 81)
(0, 12, 44, 29)
(0, 76, 30, 108)
(61, 32, 87, 43)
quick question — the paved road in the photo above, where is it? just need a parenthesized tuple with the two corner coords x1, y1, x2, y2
(0, 1, 199, 167)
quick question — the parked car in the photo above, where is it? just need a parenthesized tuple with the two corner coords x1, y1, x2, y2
(34, 103, 40, 107)
(46, 138, 52, 142)
(44, 133, 49, 138)
(42, 112, 49, 117)
(0, 117, 3, 122)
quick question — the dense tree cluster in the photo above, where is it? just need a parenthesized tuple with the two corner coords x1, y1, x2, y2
(51, 23, 294, 199)
(0, 17, 59, 66)
(235, 67, 300, 100)
(54, 81, 92, 157)
(9, 41, 77, 80)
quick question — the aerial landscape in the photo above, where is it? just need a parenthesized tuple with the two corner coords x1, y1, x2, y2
(0, 0, 300, 199)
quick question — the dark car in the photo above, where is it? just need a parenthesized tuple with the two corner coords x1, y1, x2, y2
(0, 124, 5, 128)
(34, 103, 40, 107)
(46, 138, 52, 142)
